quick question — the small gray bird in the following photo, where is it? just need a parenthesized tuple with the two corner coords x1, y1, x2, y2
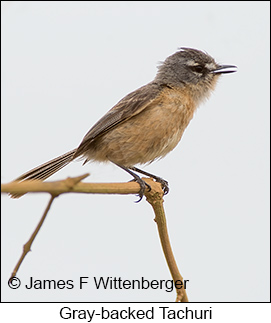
(11, 47, 237, 200)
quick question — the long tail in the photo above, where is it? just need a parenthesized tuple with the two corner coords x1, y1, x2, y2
(10, 149, 77, 198)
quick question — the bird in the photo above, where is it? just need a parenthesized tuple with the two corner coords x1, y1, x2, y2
(10, 47, 237, 201)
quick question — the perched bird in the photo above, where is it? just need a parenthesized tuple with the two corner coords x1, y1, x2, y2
(11, 47, 237, 200)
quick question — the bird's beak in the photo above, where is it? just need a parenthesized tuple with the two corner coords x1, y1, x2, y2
(211, 65, 237, 74)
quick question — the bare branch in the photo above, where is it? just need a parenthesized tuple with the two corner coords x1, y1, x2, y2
(9, 195, 56, 281)
(3, 175, 189, 302)
(1, 174, 141, 197)
(144, 178, 189, 302)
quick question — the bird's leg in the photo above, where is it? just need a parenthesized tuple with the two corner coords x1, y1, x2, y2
(129, 166, 169, 195)
(113, 163, 151, 202)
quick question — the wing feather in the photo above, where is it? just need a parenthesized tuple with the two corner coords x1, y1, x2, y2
(74, 82, 161, 157)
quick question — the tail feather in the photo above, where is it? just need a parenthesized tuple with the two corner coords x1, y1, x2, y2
(10, 149, 77, 198)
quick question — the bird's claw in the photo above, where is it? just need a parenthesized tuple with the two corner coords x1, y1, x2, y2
(129, 177, 151, 202)
(154, 177, 169, 195)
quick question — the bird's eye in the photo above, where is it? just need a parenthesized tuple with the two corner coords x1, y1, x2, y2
(190, 65, 205, 74)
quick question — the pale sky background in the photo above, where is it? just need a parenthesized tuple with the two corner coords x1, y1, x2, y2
(1, 1, 270, 302)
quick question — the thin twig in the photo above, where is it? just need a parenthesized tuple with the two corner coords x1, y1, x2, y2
(144, 178, 189, 302)
(1, 174, 141, 197)
(9, 195, 56, 280)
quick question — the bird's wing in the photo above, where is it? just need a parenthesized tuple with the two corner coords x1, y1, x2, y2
(74, 82, 162, 156)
